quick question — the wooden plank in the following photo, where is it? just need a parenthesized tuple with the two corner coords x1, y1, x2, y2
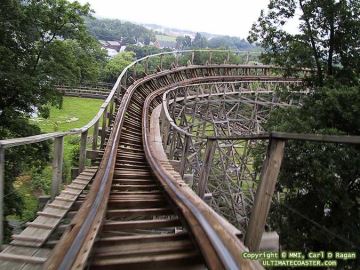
(0, 253, 46, 264)
(51, 136, 64, 200)
(78, 130, 88, 173)
(245, 139, 285, 251)
(9, 168, 96, 249)
(102, 219, 181, 231)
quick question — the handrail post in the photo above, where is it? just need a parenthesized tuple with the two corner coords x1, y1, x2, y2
(51, 136, 64, 200)
(0, 147, 5, 246)
(197, 138, 216, 198)
(100, 106, 108, 147)
(108, 99, 114, 127)
(92, 119, 99, 150)
(78, 130, 88, 173)
(245, 138, 285, 251)
(179, 135, 191, 177)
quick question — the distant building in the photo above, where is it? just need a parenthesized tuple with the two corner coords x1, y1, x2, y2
(119, 46, 127, 52)
(98, 40, 123, 57)
(106, 48, 118, 57)
(106, 41, 122, 51)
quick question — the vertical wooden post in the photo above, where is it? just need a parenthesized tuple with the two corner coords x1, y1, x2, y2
(169, 130, 177, 160)
(92, 119, 99, 150)
(209, 51, 212, 64)
(51, 136, 64, 200)
(197, 139, 216, 198)
(0, 147, 5, 246)
(160, 106, 170, 145)
(108, 100, 114, 127)
(179, 135, 191, 177)
(78, 130, 88, 173)
(100, 106, 108, 147)
(191, 51, 195, 64)
(245, 139, 285, 251)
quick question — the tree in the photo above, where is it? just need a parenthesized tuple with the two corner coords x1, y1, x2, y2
(249, 1, 360, 269)
(262, 85, 360, 269)
(176, 35, 192, 49)
(0, 0, 98, 240)
(192, 33, 208, 49)
(85, 17, 156, 45)
(125, 45, 163, 59)
(248, 0, 360, 85)
(102, 51, 135, 82)
(208, 36, 253, 50)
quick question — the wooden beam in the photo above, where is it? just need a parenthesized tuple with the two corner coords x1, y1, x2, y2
(245, 139, 285, 251)
(51, 136, 64, 200)
(92, 119, 99, 150)
(197, 139, 216, 198)
(78, 130, 88, 173)
(179, 135, 191, 177)
(100, 105, 108, 147)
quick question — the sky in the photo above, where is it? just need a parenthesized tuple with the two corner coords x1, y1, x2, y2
(77, 0, 273, 38)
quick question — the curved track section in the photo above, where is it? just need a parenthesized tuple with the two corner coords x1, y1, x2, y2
(44, 64, 299, 270)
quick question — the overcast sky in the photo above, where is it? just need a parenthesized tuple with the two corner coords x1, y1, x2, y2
(77, 0, 273, 38)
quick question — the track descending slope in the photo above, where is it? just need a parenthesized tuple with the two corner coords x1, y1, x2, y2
(88, 80, 205, 269)
(45, 63, 285, 269)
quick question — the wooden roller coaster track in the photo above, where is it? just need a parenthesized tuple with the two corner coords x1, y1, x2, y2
(5, 50, 351, 270)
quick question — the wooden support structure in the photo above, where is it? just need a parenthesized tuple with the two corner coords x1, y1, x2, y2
(108, 100, 114, 126)
(78, 130, 88, 173)
(51, 136, 64, 200)
(179, 135, 191, 177)
(100, 105, 108, 147)
(197, 139, 216, 198)
(245, 139, 285, 251)
(92, 119, 99, 150)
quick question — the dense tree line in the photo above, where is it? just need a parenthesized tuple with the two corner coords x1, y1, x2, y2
(249, 1, 360, 269)
(0, 0, 106, 240)
(176, 33, 254, 50)
(85, 17, 156, 45)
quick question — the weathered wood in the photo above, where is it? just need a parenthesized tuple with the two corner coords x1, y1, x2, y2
(100, 106, 108, 147)
(92, 119, 99, 150)
(0, 147, 4, 246)
(245, 139, 285, 251)
(79, 130, 88, 173)
(197, 139, 216, 198)
(51, 136, 64, 200)
(179, 135, 191, 177)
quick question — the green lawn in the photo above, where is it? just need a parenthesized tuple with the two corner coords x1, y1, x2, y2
(32, 97, 103, 132)
(156, 34, 177, 42)
(31, 96, 103, 181)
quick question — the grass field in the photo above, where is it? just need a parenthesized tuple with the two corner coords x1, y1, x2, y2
(32, 96, 103, 180)
(32, 97, 103, 132)
(156, 34, 177, 42)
